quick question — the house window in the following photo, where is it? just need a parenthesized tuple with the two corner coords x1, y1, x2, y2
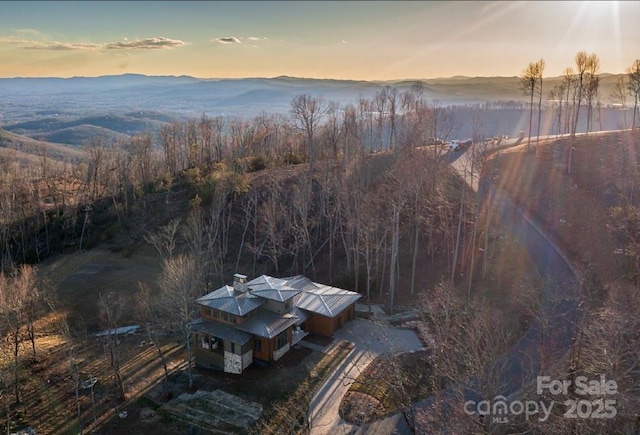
(275, 331, 288, 349)
(284, 301, 291, 310)
(229, 315, 236, 324)
(230, 342, 237, 354)
(254, 338, 262, 352)
(199, 334, 218, 351)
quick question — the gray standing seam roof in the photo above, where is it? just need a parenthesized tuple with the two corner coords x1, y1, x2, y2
(295, 284, 362, 318)
(190, 318, 253, 345)
(246, 275, 302, 302)
(235, 309, 300, 339)
(194, 275, 361, 343)
(196, 285, 266, 316)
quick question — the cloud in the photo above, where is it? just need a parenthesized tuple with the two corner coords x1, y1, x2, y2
(214, 37, 241, 44)
(14, 28, 47, 37)
(105, 37, 187, 50)
(0, 35, 187, 51)
(22, 41, 102, 51)
(0, 36, 29, 45)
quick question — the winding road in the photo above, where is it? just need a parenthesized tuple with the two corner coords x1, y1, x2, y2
(357, 139, 583, 433)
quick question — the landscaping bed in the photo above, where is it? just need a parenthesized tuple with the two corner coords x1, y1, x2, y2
(340, 350, 431, 425)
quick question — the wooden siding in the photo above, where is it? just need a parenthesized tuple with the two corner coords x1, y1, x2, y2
(198, 306, 243, 325)
(252, 327, 293, 362)
(304, 303, 356, 337)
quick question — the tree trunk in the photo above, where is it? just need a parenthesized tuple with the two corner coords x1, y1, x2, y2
(527, 91, 534, 149)
(536, 78, 543, 146)
(389, 207, 400, 314)
(13, 329, 20, 404)
(452, 179, 466, 284)
(186, 332, 194, 390)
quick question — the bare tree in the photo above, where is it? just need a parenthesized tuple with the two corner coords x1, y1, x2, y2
(584, 54, 600, 134)
(143, 218, 181, 261)
(521, 60, 543, 150)
(535, 59, 545, 146)
(323, 101, 344, 158)
(0, 264, 46, 408)
(563, 67, 576, 135)
(386, 86, 399, 149)
(290, 94, 328, 174)
(571, 52, 598, 136)
(98, 292, 127, 403)
(549, 83, 566, 137)
(157, 254, 203, 390)
(135, 282, 170, 394)
(627, 59, 640, 130)
(610, 75, 628, 129)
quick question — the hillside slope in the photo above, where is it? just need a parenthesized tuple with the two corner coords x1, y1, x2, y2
(0, 127, 86, 162)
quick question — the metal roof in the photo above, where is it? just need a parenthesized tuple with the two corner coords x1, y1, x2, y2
(246, 275, 302, 302)
(193, 274, 360, 343)
(292, 306, 311, 325)
(281, 275, 321, 291)
(190, 318, 253, 345)
(235, 309, 300, 339)
(196, 285, 266, 316)
(295, 284, 362, 318)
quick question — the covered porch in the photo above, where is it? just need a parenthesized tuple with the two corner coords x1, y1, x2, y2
(191, 318, 254, 374)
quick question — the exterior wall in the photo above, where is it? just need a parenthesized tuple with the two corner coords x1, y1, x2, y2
(193, 332, 254, 373)
(198, 306, 243, 325)
(254, 327, 293, 362)
(273, 343, 290, 361)
(263, 299, 293, 314)
(224, 349, 253, 374)
(253, 337, 271, 362)
(199, 306, 213, 320)
(223, 340, 252, 355)
(304, 313, 335, 337)
(304, 303, 356, 337)
(193, 333, 224, 370)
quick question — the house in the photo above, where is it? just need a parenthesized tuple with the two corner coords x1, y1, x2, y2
(190, 273, 361, 374)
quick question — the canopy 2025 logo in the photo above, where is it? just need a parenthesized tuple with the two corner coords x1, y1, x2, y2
(464, 375, 617, 424)
(538, 375, 617, 419)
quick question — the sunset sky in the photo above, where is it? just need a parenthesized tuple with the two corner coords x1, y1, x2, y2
(1, 1, 638, 80)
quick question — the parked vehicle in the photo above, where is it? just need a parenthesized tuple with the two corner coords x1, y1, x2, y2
(449, 140, 460, 151)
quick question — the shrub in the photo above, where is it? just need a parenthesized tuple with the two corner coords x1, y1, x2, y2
(248, 155, 268, 172)
(284, 152, 307, 165)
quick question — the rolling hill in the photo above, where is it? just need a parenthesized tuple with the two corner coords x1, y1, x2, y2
(0, 73, 629, 147)
(0, 128, 86, 162)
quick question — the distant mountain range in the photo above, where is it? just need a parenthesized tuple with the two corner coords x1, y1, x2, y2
(0, 73, 625, 147)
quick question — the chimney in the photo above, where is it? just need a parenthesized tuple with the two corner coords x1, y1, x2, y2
(233, 273, 248, 293)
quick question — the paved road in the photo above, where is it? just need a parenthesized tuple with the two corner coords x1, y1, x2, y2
(308, 318, 424, 435)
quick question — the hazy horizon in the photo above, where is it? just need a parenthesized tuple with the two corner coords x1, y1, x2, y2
(1, 1, 639, 81)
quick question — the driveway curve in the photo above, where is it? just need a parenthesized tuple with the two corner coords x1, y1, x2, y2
(308, 318, 424, 435)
